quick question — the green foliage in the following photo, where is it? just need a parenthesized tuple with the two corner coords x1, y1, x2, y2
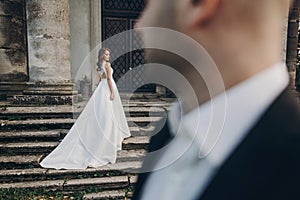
(0, 185, 135, 199)
(0, 105, 8, 111)
(84, 186, 102, 194)
(125, 185, 134, 195)
(39, 127, 48, 131)
(8, 117, 21, 121)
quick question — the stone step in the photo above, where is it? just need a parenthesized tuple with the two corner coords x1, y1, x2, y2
(0, 116, 163, 131)
(2, 93, 174, 107)
(126, 106, 167, 117)
(83, 189, 131, 200)
(0, 155, 40, 169)
(0, 118, 75, 130)
(0, 175, 137, 192)
(0, 136, 150, 155)
(0, 160, 143, 183)
(0, 105, 167, 120)
(0, 95, 173, 199)
(122, 101, 173, 108)
(0, 125, 155, 143)
(0, 82, 27, 99)
(120, 92, 161, 99)
(0, 101, 12, 107)
(0, 149, 146, 170)
(0, 130, 62, 142)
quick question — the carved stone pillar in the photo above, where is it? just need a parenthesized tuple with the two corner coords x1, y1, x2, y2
(14, 0, 76, 105)
(0, 0, 28, 100)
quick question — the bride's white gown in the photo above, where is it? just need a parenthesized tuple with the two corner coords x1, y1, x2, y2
(40, 62, 131, 169)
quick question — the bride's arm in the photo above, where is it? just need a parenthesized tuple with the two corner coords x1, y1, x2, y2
(105, 63, 114, 100)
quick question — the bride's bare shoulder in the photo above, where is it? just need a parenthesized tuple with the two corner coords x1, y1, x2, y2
(105, 62, 111, 69)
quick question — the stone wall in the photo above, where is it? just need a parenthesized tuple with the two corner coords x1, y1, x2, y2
(0, 0, 28, 82)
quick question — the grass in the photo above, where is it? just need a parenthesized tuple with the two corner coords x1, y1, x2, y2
(0, 105, 8, 112)
(0, 188, 84, 200)
(39, 127, 48, 131)
(0, 186, 134, 199)
(7, 117, 21, 121)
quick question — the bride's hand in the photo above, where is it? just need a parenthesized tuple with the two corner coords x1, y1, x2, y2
(110, 92, 114, 101)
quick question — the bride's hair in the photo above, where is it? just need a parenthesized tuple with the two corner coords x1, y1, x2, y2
(96, 48, 111, 70)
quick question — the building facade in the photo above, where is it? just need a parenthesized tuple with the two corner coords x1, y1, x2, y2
(0, 0, 299, 105)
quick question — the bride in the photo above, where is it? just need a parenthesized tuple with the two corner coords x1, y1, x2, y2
(40, 48, 131, 169)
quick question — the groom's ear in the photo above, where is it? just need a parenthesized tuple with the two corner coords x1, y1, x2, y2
(186, 0, 220, 28)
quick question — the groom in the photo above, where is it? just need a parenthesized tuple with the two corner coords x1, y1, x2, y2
(133, 0, 300, 199)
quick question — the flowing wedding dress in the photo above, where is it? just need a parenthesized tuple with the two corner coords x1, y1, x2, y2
(40, 62, 131, 169)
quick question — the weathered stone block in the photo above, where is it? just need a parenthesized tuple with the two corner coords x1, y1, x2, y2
(28, 38, 71, 83)
(0, 0, 25, 18)
(0, 49, 27, 81)
(11, 95, 75, 105)
(0, 16, 26, 49)
(0, 0, 27, 83)
(26, 0, 70, 39)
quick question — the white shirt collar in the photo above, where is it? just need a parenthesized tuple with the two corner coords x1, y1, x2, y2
(168, 62, 289, 166)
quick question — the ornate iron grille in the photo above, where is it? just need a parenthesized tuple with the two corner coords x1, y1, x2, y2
(103, 18, 128, 80)
(102, 0, 155, 92)
(103, 0, 145, 13)
(130, 19, 155, 92)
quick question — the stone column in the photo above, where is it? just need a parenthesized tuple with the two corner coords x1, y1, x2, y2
(17, 0, 76, 105)
(281, 8, 289, 63)
(90, 0, 102, 91)
(0, 0, 28, 99)
(293, 0, 300, 92)
(286, 0, 300, 90)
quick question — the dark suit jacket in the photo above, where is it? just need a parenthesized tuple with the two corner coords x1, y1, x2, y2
(133, 88, 300, 200)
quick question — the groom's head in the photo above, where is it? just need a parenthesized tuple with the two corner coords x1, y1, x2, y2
(137, 0, 292, 61)
(137, 0, 291, 31)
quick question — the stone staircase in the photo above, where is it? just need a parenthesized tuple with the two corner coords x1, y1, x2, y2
(0, 93, 175, 199)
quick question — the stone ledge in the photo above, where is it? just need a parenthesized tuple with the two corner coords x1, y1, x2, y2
(0, 117, 161, 131)
(0, 130, 61, 140)
(0, 82, 27, 100)
(0, 104, 165, 115)
(0, 137, 150, 149)
(83, 190, 126, 200)
(1, 82, 78, 105)
(0, 155, 40, 165)
(0, 175, 133, 191)
(0, 179, 65, 190)
(0, 161, 143, 182)
(0, 127, 148, 143)
(10, 95, 76, 105)
(0, 136, 150, 155)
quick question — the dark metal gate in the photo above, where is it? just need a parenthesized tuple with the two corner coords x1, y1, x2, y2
(101, 0, 155, 92)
